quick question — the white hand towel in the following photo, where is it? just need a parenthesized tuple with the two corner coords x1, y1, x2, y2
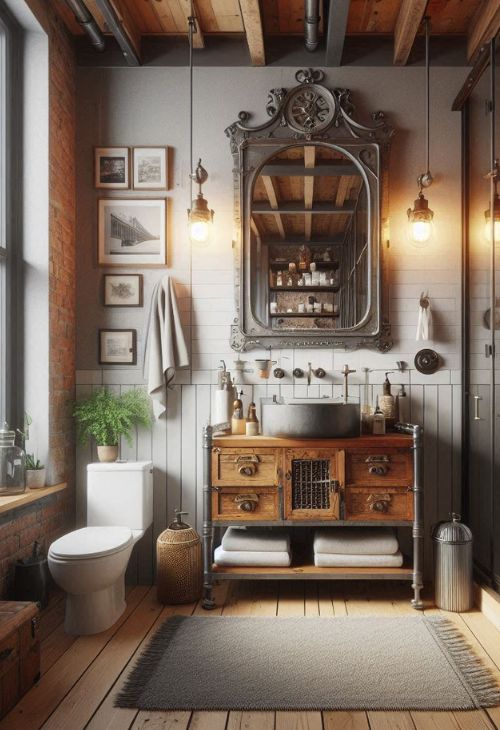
(222, 527, 291, 553)
(314, 551, 403, 568)
(313, 527, 399, 555)
(214, 546, 291, 567)
(144, 275, 189, 417)
(416, 302, 432, 341)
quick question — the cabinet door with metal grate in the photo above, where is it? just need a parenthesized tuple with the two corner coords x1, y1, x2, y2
(284, 449, 344, 520)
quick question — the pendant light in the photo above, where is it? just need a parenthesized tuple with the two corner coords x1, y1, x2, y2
(407, 17, 434, 247)
(187, 9, 213, 245)
(484, 160, 500, 243)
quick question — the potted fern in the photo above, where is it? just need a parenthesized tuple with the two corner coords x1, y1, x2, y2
(74, 388, 152, 462)
(25, 454, 46, 489)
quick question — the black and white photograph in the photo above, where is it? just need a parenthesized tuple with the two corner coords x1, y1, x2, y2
(94, 147, 130, 188)
(98, 329, 137, 365)
(103, 274, 143, 307)
(133, 146, 167, 189)
(98, 199, 166, 266)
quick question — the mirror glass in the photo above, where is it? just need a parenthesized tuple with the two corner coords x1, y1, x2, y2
(249, 144, 369, 332)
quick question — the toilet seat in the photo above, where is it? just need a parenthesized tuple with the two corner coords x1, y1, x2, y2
(49, 526, 133, 560)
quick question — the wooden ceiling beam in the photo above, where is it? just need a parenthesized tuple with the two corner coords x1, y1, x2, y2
(178, 0, 205, 49)
(467, 0, 500, 63)
(239, 0, 266, 66)
(393, 0, 427, 66)
(262, 176, 286, 239)
(325, 0, 350, 67)
(304, 146, 315, 241)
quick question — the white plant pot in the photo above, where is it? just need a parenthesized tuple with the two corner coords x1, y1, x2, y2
(26, 468, 46, 490)
(97, 445, 119, 463)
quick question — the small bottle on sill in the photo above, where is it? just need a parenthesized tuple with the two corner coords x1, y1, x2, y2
(372, 396, 386, 435)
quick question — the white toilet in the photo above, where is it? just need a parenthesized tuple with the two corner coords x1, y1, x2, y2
(48, 461, 153, 635)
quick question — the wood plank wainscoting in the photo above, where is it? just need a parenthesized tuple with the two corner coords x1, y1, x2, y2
(76, 374, 462, 586)
(1, 582, 499, 729)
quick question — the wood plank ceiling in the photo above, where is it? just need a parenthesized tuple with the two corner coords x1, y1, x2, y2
(54, 0, 500, 68)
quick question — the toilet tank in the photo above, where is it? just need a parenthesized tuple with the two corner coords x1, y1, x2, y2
(87, 461, 153, 531)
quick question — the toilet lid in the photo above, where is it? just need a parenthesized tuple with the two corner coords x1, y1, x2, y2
(49, 526, 133, 560)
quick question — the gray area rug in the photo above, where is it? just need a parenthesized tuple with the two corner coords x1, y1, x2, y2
(116, 615, 500, 711)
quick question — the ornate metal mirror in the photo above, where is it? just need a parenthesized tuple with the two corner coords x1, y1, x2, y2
(226, 69, 394, 352)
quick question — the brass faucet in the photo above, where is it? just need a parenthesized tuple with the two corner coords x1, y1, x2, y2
(341, 364, 356, 404)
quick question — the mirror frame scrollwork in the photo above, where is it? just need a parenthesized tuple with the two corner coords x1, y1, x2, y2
(226, 68, 395, 352)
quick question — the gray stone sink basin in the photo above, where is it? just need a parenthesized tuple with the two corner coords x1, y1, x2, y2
(261, 398, 360, 439)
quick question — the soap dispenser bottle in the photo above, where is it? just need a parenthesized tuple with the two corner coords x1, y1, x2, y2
(380, 372, 396, 428)
(372, 397, 386, 435)
(231, 391, 246, 435)
(245, 402, 259, 436)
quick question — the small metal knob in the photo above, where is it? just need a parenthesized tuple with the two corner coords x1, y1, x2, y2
(372, 500, 388, 512)
(369, 465, 388, 476)
(238, 464, 257, 477)
(273, 367, 285, 379)
(314, 368, 326, 379)
(293, 368, 304, 378)
(239, 500, 256, 512)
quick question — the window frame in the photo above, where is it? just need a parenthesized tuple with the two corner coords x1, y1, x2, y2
(0, 5, 22, 429)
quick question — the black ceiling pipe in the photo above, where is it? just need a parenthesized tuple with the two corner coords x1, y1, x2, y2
(65, 0, 105, 52)
(304, 0, 320, 52)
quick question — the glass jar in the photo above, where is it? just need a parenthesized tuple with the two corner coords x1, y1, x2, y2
(0, 423, 26, 495)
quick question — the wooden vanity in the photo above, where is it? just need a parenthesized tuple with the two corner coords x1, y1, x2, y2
(202, 424, 424, 609)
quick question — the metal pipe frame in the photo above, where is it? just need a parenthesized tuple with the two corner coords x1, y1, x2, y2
(304, 0, 320, 52)
(64, 0, 105, 51)
(94, 0, 140, 66)
(202, 425, 216, 609)
(395, 421, 424, 608)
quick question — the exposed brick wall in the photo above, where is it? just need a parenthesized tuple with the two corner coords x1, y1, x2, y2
(0, 1, 77, 599)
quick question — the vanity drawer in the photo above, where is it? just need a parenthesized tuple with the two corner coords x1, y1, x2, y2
(212, 487, 280, 521)
(345, 486, 413, 521)
(346, 449, 412, 487)
(212, 448, 280, 487)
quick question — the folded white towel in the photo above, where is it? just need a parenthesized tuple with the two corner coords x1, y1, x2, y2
(313, 527, 399, 555)
(214, 546, 291, 567)
(314, 551, 404, 568)
(221, 527, 290, 553)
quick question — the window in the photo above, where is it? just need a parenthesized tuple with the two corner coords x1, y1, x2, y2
(0, 6, 21, 427)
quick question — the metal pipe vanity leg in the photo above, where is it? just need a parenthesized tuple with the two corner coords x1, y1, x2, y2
(202, 425, 216, 609)
(411, 424, 424, 609)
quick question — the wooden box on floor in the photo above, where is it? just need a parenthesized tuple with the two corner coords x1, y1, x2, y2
(0, 601, 40, 718)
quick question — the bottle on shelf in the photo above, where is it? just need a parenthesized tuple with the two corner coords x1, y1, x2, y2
(372, 396, 386, 435)
(231, 391, 246, 435)
(245, 403, 260, 436)
(380, 372, 396, 427)
(276, 271, 283, 287)
(396, 384, 408, 423)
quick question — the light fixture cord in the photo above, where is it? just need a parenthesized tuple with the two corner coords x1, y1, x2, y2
(189, 2, 194, 208)
(425, 15, 430, 177)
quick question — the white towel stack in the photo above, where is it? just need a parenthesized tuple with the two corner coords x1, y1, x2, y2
(313, 527, 403, 567)
(214, 527, 291, 567)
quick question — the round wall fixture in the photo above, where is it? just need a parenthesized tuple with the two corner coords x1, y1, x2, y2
(414, 348, 440, 375)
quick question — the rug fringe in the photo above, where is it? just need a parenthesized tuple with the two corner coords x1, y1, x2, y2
(426, 617, 500, 709)
(115, 615, 186, 708)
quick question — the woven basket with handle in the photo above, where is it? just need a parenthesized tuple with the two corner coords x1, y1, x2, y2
(156, 511, 202, 604)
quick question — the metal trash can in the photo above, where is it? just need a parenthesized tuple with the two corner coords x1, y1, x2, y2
(156, 511, 202, 604)
(432, 513, 473, 612)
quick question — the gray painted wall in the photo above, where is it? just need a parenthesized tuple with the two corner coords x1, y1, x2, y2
(75, 65, 467, 582)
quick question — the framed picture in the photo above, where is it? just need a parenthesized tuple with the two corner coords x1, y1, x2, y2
(133, 146, 167, 190)
(94, 147, 130, 189)
(98, 199, 166, 266)
(103, 274, 143, 307)
(99, 329, 137, 365)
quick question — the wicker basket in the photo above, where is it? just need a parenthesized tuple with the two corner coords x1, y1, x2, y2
(156, 511, 202, 604)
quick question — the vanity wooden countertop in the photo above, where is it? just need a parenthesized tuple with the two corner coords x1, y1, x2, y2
(212, 434, 413, 448)
(0, 482, 67, 516)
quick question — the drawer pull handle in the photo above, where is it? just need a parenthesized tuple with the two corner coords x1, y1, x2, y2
(234, 494, 259, 512)
(239, 465, 257, 476)
(365, 455, 390, 464)
(368, 465, 389, 476)
(235, 455, 259, 477)
(367, 493, 392, 512)
(0, 647, 13, 661)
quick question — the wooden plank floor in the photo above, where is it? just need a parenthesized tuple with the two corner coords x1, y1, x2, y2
(2, 581, 500, 730)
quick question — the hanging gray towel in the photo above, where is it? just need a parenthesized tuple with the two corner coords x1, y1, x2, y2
(144, 275, 189, 416)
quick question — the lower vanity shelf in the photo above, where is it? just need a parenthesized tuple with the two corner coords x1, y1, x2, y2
(211, 562, 413, 580)
(202, 426, 424, 610)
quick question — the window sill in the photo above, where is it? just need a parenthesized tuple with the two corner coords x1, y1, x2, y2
(0, 483, 67, 516)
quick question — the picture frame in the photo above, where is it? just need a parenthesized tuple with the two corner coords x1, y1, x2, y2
(94, 147, 130, 189)
(133, 146, 168, 190)
(103, 274, 143, 307)
(98, 329, 137, 365)
(98, 199, 166, 266)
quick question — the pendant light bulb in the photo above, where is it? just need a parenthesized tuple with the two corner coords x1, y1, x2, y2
(484, 192, 500, 243)
(188, 159, 214, 245)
